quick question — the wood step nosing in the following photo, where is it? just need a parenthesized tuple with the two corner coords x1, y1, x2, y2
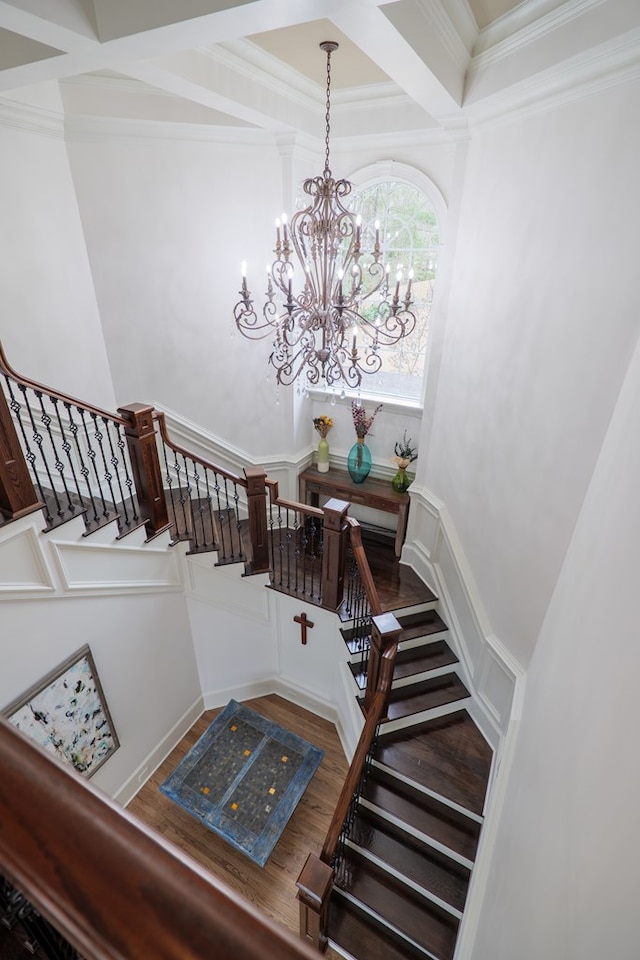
(332, 887, 442, 960)
(379, 698, 472, 734)
(326, 939, 359, 960)
(357, 797, 475, 871)
(370, 759, 484, 825)
(391, 664, 459, 689)
(388, 600, 439, 618)
(398, 630, 450, 651)
(344, 838, 464, 920)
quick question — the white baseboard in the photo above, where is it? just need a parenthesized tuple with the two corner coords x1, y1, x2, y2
(116, 695, 204, 806)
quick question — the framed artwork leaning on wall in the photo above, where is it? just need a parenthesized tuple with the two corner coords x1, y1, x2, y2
(2, 644, 119, 777)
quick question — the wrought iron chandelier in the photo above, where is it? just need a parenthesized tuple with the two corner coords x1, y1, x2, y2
(233, 41, 417, 388)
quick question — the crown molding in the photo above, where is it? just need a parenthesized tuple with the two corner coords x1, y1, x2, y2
(472, 0, 608, 62)
(0, 97, 64, 139)
(63, 113, 272, 144)
(414, 0, 474, 70)
(466, 26, 640, 129)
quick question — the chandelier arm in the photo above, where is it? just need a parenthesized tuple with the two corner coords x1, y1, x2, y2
(233, 39, 418, 389)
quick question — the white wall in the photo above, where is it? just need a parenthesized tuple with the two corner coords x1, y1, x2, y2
(0, 85, 115, 408)
(469, 276, 640, 960)
(0, 590, 201, 800)
(64, 131, 295, 457)
(424, 78, 640, 668)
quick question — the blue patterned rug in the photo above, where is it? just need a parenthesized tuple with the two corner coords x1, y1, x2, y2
(160, 700, 324, 867)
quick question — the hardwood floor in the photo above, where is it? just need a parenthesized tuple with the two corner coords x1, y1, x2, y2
(127, 695, 349, 950)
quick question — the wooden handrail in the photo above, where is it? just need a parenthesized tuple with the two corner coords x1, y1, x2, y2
(155, 411, 248, 489)
(0, 341, 127, 426)
(319, 641, 397, 866)
(345, 517, 383, 617)
(0, 716, 318, 960)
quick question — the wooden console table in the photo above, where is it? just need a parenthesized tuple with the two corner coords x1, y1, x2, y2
(298, 466, 410, 558)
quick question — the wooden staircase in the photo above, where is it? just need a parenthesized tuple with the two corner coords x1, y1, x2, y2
(329, 602, 493, 960)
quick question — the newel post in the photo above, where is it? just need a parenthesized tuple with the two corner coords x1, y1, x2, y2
(320, 498, 349, 611)
(244, 465, 270, 574)
(117, 404, 170, 539)
(0, 387, 43, 520)
(364, 611, 403, 714)
(296, 853, 333, 951)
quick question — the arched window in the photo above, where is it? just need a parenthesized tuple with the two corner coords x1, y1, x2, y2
(349, 167, 443, 403)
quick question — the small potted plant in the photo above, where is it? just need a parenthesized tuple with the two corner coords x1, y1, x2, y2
(392, 431, 417, 492)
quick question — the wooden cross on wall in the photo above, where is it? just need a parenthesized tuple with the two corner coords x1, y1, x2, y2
(294, 612, 314, 645)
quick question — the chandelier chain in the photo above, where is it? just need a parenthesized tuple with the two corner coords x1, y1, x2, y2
(324, 47, 332, 178)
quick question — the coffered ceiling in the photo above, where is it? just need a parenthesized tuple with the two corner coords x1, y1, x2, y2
(0, 0, 638, 138)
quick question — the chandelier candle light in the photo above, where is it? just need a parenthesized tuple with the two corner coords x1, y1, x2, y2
(233, 41, 417, 388)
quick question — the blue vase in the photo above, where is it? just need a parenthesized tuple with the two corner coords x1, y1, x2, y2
(347, 439, 372, 483)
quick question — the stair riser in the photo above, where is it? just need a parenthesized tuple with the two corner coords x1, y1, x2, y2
(344, 838, 464, 920)
(370, 760, 484, 826)
(379, 697, 471, 734)
(332, 888, 444, 960)
(391, 665, 459, 690)
(358, 797, 476, 871)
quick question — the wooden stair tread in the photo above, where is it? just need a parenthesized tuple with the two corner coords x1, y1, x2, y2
(335, 848, 458, 960)
(352, 808, 470, 912)
(393, 640, 458, 678)
(362, 767, 481, 862)
(375, 711, 492, 817)
(329, 895, 431, 960)
(370, 675, 469, 723)
(397, 609, 448, 641)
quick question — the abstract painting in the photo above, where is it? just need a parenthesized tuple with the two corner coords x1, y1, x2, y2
(3, 644, 119, 777)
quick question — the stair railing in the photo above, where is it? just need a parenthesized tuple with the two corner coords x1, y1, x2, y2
(0, 344, 173, 539)
(265, 479, 354, 611)
(296, 625, 401, 951)
(155, 412, 270, 573)
(0, 716, 318, 960)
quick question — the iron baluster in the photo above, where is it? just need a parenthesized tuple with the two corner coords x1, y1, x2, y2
(232, 480, 243, 560)
(79, 409, 109, 522)
(172, 451, 190, 539)
(218, 475, 232, 561)
(276, 503, 285, 587)
(68, 404, 100, 525)
(267, 495, 277, 586)
(159, 436, 179, 542)
(115, 423, 138, 520)
(92, 413, 119, 522)
(51, 398, 84, 520)
(35, 391, 74, 518)
(3, 376, 51, 524)
(22, 387, 64, 521)
(202, 468, 216, 551)
(190, 460, 207, 550)
(104, 419, 132, 528)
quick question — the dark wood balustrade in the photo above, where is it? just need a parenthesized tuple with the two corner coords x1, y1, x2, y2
(0, 716, 319, 960)
(296, 623, 401, 951)
(0, 343, 406, 957)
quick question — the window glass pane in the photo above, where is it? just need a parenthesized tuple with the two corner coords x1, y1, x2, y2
(351, 180, 439, 401)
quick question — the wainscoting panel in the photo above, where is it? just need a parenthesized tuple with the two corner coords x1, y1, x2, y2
(403, 485, 524, 750)
(0, 519, 56, 595)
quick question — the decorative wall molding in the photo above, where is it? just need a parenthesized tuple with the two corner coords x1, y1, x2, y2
(0, 519, 57, 596)
(403, 484, 525, 751)
(466, 22, 640, 129)
(473, 0, 608, 59)
(0, 511, 182, 600)
(49, 537, 183, 594)
(0, 97, 64, 139)
(63, 113, 272, 145)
